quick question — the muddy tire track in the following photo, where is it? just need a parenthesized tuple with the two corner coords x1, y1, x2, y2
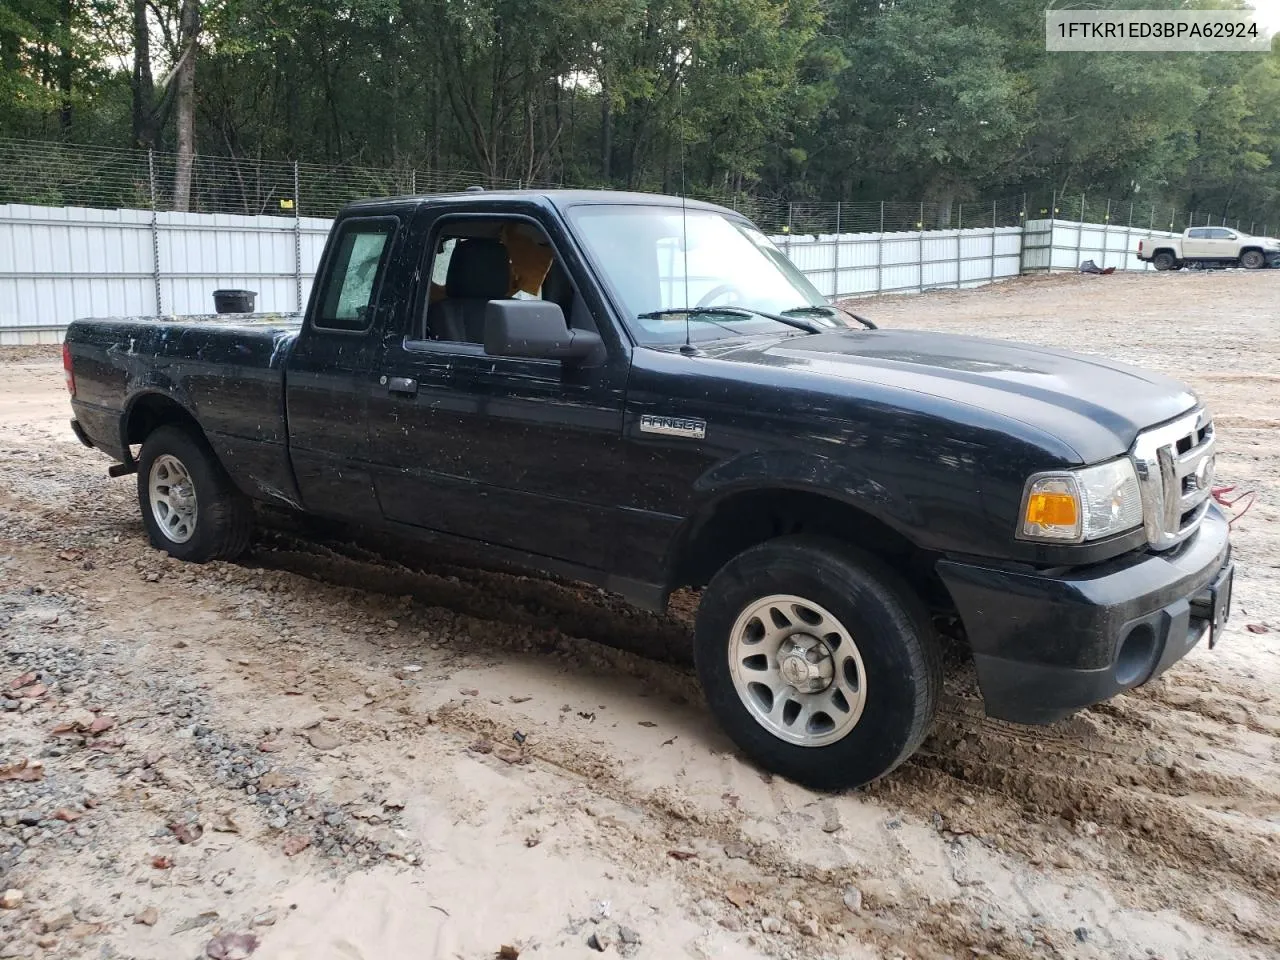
(249, 523, 696, 665)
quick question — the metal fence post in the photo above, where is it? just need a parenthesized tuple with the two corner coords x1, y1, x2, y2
(876, 201, 884, 294)
(989, 199, 997, 283)
(954, 203, 963, 288)
(832, 201, 841, 300)
(785, 203, 793, 256)
(293, 161, 302, 312)
(147, 149, 162, 315)
(1048, 189, 1057, 272)
(1101, 198, 1110, 269)
(1074, 194, 1085, 268)
(1017, 193, 1028, 275)
(918, 201, 925, 292)
(410, 168, 417, 194)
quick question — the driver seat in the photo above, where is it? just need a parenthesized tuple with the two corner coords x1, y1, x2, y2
(429, 238, 511, 343)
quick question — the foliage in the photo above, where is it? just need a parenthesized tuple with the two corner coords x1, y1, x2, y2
(1, 0, 1279, 222)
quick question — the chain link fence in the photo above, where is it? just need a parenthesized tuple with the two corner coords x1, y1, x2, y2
(0, 137, 557, 219)
(1027, 191, 1277, 240)
(7, 136, 1274, 237)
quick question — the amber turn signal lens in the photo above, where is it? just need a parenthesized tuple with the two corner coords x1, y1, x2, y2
(1025, 491, 1078, 527)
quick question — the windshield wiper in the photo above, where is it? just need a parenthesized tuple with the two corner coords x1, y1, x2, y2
(635, 308, 745, 338)
(637, 306, 823, 335)
(781, 304, 878, 330)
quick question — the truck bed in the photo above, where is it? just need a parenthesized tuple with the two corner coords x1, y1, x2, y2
(66, 312, 303, 507)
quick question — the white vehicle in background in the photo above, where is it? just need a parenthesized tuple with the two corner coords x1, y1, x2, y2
(1137, 227, 1280, 271)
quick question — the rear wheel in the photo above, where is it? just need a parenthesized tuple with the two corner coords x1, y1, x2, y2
(137, 425, 252, 562)
(1152, 251, 1177, 271)
(694, 536, 941, 789)
(1240, 249, 1266, 270)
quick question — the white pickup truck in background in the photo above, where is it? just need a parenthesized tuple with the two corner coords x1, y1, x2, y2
(1137, 227, 1280, 271)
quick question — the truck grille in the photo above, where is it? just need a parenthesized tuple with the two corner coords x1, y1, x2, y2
(1131, 409, 1215, 551)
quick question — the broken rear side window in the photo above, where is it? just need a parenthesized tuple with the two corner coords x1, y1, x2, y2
(314, 220, 396, 332)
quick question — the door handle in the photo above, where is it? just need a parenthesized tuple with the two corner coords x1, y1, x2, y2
(383, 376, 418, 397)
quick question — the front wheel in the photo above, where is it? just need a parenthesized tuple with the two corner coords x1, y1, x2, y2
(1240, 250, 1266, 270)
(137, 425, 252, 562)
(694, 536, 942, 789)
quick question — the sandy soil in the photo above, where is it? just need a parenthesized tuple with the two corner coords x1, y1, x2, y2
(1, 269, 1278, 960)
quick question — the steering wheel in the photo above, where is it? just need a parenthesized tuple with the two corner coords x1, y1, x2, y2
(694, 284, 744, 309)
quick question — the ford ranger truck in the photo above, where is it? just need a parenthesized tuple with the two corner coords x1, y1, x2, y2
(1137, 226, 1280, 270)
(62, 190, 1234, 789)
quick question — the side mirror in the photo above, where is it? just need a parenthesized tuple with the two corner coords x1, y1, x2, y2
(484, 300, 603, 361)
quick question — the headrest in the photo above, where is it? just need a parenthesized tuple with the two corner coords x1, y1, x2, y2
(446, 238, 511, 300)
(500, 224, 554, 295)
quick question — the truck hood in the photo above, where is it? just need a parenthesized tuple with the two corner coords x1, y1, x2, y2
(698, 328, 1199, 463)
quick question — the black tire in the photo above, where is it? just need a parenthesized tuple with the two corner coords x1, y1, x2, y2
(1240, 249, 1265, 270)
(136, 425, 252, 562)
(694, 536, 942, 790)
(1152, 251, 1177, 271)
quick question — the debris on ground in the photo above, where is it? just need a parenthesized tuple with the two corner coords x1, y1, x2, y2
(205, 931, 260, 959)
(1, 306, 1277, 960)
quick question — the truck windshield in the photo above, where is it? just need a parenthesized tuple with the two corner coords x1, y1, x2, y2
(567, 204, 833, 345)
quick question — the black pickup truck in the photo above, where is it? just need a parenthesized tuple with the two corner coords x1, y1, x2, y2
(63, 190, 1233, 789)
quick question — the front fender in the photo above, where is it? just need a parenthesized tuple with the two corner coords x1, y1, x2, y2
(659, 447, 934, 588)
(693, 447, 923, 532)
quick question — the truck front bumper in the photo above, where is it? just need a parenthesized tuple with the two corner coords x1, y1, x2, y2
(937, 506, 1232, 725)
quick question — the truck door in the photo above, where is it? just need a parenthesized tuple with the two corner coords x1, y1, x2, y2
(1208, 228, 1239, 260)
(366, 204, 631, 572)
(1182, 227, 1213, 259)
(285, 213, 409, 521)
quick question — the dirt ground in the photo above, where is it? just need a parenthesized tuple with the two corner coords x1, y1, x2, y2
(0, 269, 1278, 960)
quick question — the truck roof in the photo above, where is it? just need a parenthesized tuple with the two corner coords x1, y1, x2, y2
(342, 189, 737, 218)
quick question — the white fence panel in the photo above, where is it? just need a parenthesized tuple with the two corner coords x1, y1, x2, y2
(157, 211, 297, 316)
(0, 205, 157, 343)
(1021, 219, 1181, 274)
(0, 203, 335, 343)
(774, 225, 1024, 298)
(6, 202, 1198, 345)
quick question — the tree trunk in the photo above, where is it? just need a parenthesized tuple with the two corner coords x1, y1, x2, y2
(601, 78, 612, 181)
(171, 0, 201, 212)
(58, 0, 73, 137)
(935, 195, 953, 229)
(131, 0, 157, 148)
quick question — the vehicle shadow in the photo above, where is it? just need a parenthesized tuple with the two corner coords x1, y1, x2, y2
(247, 508, 697, 667)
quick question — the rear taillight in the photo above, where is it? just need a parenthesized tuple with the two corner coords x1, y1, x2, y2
(62, 342, 75, 396)
(1138, 240, 1144, 253)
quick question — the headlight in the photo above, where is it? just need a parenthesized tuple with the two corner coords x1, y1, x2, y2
(1019, 459, 1144, 543)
